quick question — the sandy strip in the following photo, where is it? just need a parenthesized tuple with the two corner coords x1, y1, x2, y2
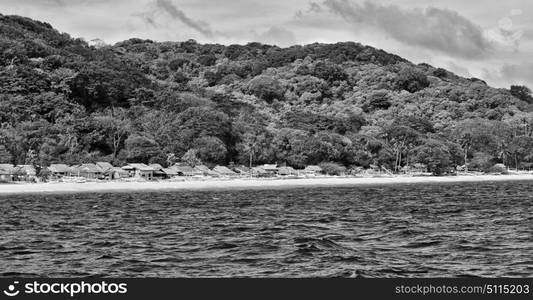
(1, 175, 533, 195)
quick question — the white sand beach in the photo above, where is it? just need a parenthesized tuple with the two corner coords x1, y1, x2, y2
(1, 174, 533, 195)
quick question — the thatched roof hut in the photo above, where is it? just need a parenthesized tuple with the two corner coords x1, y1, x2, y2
(48, 164, 72, 174)
(233, 165, 250, 175)
(15, 165, 37, 176)
(303, 165, 322, 174)
(80, 163, 103, 173)
(277, 166, 298, 176)
(162, 167, 181, 177)
(112, 167, 129, 176)
(122, 163, 155, 171)
(149, 164, 166, 176)
(173, 165, 196, 176)
(262, 164, 278, 173)
(251, 166, 269, 177)
(96, 162, 114, 172)
(213, 166, 237, 176)
(193, 165, 210, 174)
(193, 165, 220, 176)
(0, 164, 16, 174)
(149, 163, 164, 170)
(0, 164, 15, 181)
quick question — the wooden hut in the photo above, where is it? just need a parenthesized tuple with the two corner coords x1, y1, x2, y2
(261, 164, 278, 175)
(122, 163, 155, 180)
(96, 162, 113, 172)
(15, 165, 37, 181)
(96, 162, 117, 180)
(212, 166, 237, 177)
(149, 163, 166, 179)
(277, 166, 298, 176)
(233, 165, 251, 176)
(162, 166, 181, 178)
(0, 164, 15, 182)
(110, 167, 129, 179)
(193, 165, 210, 175)
(173, 165, 196, 176)
(303, 165, 323, 176)
(47, 164, 72, 178)
(251, 166, 270, 177)
(194, 165, 219, 177)
(72, 163, 104, 179)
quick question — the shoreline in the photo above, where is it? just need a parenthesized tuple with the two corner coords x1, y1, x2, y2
(1, 174, 533, 195)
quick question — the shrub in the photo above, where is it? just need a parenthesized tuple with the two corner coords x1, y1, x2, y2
(395, 66, 430, 93)
(319, 162, 347, 175)
(487, 163, 508, 174)
(247, 75, 284, 102)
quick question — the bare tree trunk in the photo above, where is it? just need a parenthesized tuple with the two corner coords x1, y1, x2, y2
(113, 136, 118, 159)
(464, 148, 468, 172)
(398, 151, 402, 173)
(394, 149, 399, 172)
(249, 151, 253, 178)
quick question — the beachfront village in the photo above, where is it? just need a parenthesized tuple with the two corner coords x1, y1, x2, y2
(0, 162, 349, 183)
(1, 159, 526, 184)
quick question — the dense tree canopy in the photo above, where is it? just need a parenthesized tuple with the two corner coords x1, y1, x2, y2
(1, 14, 532, 174)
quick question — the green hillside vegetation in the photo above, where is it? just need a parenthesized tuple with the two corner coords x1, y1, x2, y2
(1, 14, 533, 175)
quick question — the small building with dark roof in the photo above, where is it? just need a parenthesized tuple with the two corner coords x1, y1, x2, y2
(0, 164, 15, 182)
(47, 164, 72, 178)
(71, 163, 104, 179)
(303, 165, 323, 175)
(233, 165, 251, 176)
(213, 166, 237, 177)
(149, 163, 166, 178)
(277, 166, 298, 176)
(15, 165, 37, 182)
(261, 164, 278, 174)
(122, 163, 155, 180)
(251, 166, 270, 177)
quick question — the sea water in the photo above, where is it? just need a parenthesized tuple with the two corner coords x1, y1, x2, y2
(1, 181, 531, 277)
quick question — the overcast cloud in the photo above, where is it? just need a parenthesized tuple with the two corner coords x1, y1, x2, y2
(0, 0, 531, 88)
(320, 0, 492, 59)
(146, 0, 214, 37)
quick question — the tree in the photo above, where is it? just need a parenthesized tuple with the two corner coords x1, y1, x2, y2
(384, 124, 420, 172)
(469, 152, 494, 172)
(121, 134, 162, 163)
(172, 107, 232, 152)
(362, 90, 392, 112)
(236, 132, 264, 168)
(303, 132, 347, 165)
(413, 139, 453, 175)
(233, 111, 274, 166)
(312, 60, 347, 83)
(319, 162, 347, 175)
(166, 153, 178, 166)
(504, 112, 533, 137)
(93, 107, 131, 159)
(0, 144, 13, 163)
(452, 119, 499, 171)
(508, 135, 533, 170)
(270, 128, 309, 168)
(395, 66, 430, 93)
(181, 149, 202, 167)
(193, 136, 228, 165)
(510, 85, 533, 104)
(247, 75, 284, 102)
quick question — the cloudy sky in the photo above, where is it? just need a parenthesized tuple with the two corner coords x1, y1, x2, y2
(1, 0, 532, 88)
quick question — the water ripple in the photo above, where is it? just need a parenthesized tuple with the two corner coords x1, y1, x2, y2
(0, 181, 532, 277)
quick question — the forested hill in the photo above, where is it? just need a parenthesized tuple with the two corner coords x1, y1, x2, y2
(2, 14, 533, 175)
